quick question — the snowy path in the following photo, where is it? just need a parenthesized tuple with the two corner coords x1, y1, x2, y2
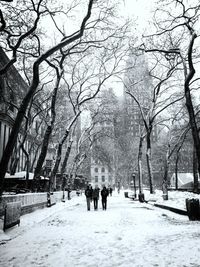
(1, 191, 200, 267)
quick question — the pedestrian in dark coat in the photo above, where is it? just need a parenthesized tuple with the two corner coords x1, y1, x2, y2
(89, 185, 93, 203)
(85, 185, 92, 211)
(109, 187, 113, 196)
(101, 186, 109, 210)
(92, 186, 100, 210)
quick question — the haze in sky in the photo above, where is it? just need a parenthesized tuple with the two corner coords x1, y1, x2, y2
(111, 0, 156, 97)
(122, 0, 155, 31)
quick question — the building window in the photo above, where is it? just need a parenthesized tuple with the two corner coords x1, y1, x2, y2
(102, 176, 105, 182)
(95, 167, 98, 173)
(101, 167, 105, 172)
(95, 176, 98, 183)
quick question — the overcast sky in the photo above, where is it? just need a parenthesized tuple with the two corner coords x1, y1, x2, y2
(122, 0, 155, 29)
(43, 0, 156, 98)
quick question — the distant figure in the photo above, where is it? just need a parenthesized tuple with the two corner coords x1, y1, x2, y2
(92, 186, 100, 210)
(76, 189, 80, 196)
(89, 185, 93, 203)
(101, 186, 109, 210)
(109, 187, 113, 196)
(85, 185, 93, 211)
(67, 188, 71, 200)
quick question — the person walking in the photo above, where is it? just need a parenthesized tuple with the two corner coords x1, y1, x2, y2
(89, 185, 93, 203)
(101, 186, 109, 210)
(109, 187, 113, 196)
(92, 186, 100, 210)
(85, 185, 92, 211)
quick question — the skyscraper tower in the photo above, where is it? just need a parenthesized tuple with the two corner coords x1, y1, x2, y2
(123, 53, 157, 141)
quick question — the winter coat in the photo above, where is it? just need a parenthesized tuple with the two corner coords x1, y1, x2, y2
(85, 188, 93, 198)
(92, 188, 99, 199)
(101, 188, 109, 199)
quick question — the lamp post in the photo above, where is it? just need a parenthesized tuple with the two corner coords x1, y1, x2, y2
(67, 182, 71, 200)
(117, 180, 120, 194)
(62, 174, 67, 202)
(138, 171, 145, 203)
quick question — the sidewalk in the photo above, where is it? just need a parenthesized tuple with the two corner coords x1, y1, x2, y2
(1, 189, 199, 244)
(1, 190, 200, 267)
(0, 196, 81, 244)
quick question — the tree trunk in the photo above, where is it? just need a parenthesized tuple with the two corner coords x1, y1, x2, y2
(175, 144, 183, 190)
(0, 66, 40, 195)
(75, 153, 87, 176)
(21, 142, 30, 188)
(138, 136, 144, 194)
(61, 142, 73, 191)
(10, 153, 19, 175)
(49, 112, 81, 191)
(25, 158, 30, 189)
(9, 143, 18, 175)
(33, 69, 62, 190)
(30, 144, 40, 172)
(49, 134, 71, 192)
(146, 132, 154, 194)
(61, 142, 73, 177)
(162, 145, 170, 200)
(175, 151, 179, 190)
(184, 33, 200, 179)
(193, 144, 199, 193)
(33, 126, 53, 190)
(49, 142, 63, 192)
(185, 87, 200, 178)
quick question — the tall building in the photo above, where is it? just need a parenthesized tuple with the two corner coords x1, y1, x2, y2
(123, 53, 157, 141)
(118, 53, 158, 187)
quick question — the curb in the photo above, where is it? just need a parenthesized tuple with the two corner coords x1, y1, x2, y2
(153, 203, 187, 216)
(130, 198, 188, 216)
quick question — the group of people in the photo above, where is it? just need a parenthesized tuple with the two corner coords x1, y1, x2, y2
(85, 185, 113, 211)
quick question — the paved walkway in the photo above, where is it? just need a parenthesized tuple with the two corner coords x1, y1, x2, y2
(0, 192, 200, 267)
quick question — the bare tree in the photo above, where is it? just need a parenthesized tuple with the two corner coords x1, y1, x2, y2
(49, 57, 120, 190)
(0, 0, 95, 195)
(33, 62, 63, 190)
(137, 127, 146, 198)
(9, 79, 51, 177)
(124, 51, 183, 194)
(142, 0, 200, 181)
(0, 0, 132, 195)
(162, 122, 189, 199)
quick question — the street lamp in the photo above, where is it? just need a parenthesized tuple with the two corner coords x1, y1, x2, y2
(138, 172, 145, 203)
(117, 180, 120, 194)
(62, 174, 67, 202)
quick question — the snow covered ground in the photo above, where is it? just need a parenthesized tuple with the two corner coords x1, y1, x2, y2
(0, 189, 200, 267)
